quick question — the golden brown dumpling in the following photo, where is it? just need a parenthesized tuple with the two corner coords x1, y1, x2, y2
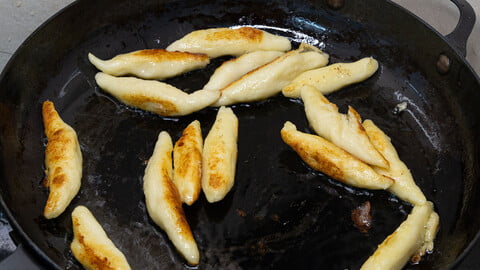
(173, 120, 203, 206)
(42, 101, 82, 219)
(283, 57, 379, 98)
(95, 72, 219, 116)
(143, 131, 199, 265)
(202, 106, 239, 202)
(213, 43, 329, 106)
(281, 121, 393, 190)
(360, 202, 439, 270)
(166, 27, 291, 58)
(301, 85, 389, 168)
(88, 49, 209, 80)
(71, 206, 131, 270)
(363, 119, 427, 206)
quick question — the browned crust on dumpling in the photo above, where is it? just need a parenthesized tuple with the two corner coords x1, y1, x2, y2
(173, 121, 202, 205)
(205, 27, 263, 42)
(205, 139, 227, 189)
(131, 49, 209, 62)
(42, 101, 82, 219)
(72, 217, 116, 270)
(159, 144, 194, 242)
(281, 122, 392, 190)
(71, 206, 131, 270)
(120, 93, 178, 115)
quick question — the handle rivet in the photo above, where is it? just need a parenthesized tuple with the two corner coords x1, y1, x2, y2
(326, 0, 345, 10)
(436, 54, 451, 74)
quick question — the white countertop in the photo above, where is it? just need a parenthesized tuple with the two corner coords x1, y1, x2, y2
(0, 0, 479, 75)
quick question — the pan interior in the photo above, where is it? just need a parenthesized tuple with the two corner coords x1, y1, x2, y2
(0, 0, 477, 269)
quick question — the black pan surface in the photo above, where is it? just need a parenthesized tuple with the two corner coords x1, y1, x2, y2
(1, 0, 479, 269)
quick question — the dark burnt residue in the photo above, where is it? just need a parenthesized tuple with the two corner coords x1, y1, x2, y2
(351, 201, 372, 233)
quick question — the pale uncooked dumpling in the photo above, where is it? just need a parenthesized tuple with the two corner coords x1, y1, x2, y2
(143, 131, 199, 265)
(363, 119, 427, 206)
(301, 85, 389, 168)
(173, 120, 203, 206)
(282, 57, 379, 98)
(42, 101, 82, 219)
(202, 106, 239, 202)
(88, 49, 210, 80)
(166, 27, 291, 58)
(94, 72, 220, 116)
(202, 50, 284, 91)
(213, 43, 329, 106)
(360, 202, 439, 270)
(280, 121, 393, 190)
(71, 206, 131, 270)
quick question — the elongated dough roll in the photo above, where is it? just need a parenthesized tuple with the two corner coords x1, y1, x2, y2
(202, 106, 239, 202)
(301, 85, 388, 168)
(143, 131, 199, 265)
(173, 120, 203, 205)
(282, 57, 379, 98)
(202, 50, 284, 91)
(360, 202, 439, 270)
(71, 206, 131, 270)
(363, 119, 427, 206)
(95, 72, 220, 116)
(42, 101, 82, 219)
(88, 50, 210, 80)
(213, 43, 329, 106)
(166, 27, 291, 58)
(280, 121, 393, 190)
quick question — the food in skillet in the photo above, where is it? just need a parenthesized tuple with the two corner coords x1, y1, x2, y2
(280, 121, 393, 190)
(94, 72, 220, 116)
(361, 119, 440, 269)
(282, 84, 439, 268)
(202, 50, 284, 91)
(202, 106, 239, 202)
(42, 101, 82, 219)
(301, 85, 388, 168)
(83, 24, 440, 267)
(166, 26, 292, 58)
(143, 131, 199, 265)
(360, 202, 439, 270)
(173, 120, 203, 206)
(363, 119, 427, 206)
(212, 43, 329, 106)
(282, 57, 379, 98)
(88, 49, 210, 80)
(71, 205, 131, 270)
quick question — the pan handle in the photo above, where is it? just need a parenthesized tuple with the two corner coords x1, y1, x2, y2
(0, 243, 45, 269)
(446, 0, 476, 57)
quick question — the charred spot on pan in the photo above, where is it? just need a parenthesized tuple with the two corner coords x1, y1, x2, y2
(249, 239, 269, 256)
(236, 209, 247, 217)
(270, 214, 280, 222)
(411, 254, 422, 264)
(351, 201, 372, 233)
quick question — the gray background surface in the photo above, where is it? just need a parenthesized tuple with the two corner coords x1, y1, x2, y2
(0, 0, 479, 75)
